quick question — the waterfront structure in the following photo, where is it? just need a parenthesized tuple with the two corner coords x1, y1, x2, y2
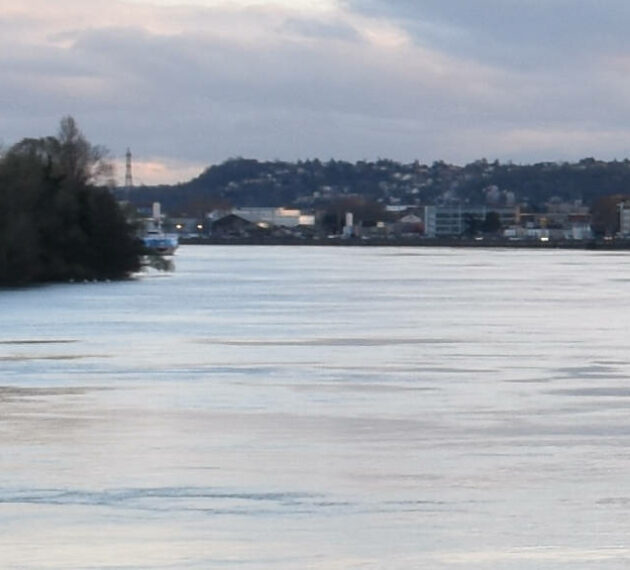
(342, 212, 354, 238)
(394, 214, 424, 236)
(210, 213, 262, 237)
(232, 207, 315, 228)
(502, 224, 592, 241)
(422, 205, 519, 237)
(619, 201, 630, 236)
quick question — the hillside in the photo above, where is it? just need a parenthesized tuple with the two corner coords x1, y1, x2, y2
(123, 157, 630, 217)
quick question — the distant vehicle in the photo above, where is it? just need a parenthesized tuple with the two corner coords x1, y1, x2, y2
(142, 229, 179, 255)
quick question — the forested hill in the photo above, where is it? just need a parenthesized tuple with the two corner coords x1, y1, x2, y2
(124, 157, 630, 215)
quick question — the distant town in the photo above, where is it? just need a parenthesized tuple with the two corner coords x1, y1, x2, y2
(11, 120, 630, 288)
(122, 157, 630, 247)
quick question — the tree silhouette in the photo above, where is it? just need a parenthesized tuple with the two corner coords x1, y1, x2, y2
(0, 117, 142, 285)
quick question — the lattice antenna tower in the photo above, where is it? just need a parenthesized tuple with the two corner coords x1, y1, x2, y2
(124, 148, 133, 193)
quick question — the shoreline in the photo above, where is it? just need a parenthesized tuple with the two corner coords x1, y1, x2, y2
(180, 236, 630, 250)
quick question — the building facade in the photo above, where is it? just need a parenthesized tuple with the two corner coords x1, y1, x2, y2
(422, 206, 519, 237)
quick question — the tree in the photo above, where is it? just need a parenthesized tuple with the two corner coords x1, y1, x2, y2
(0, 117, 142, 286)
(320, 196, 388, 234)
(591, 194, 627, 236)
(482, 211, 502, 234)
(57, 116, 113, 187)
(463, 213, 481, 236)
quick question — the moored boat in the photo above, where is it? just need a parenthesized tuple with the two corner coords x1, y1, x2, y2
(141, 201, 178, 255)
(142, 229, 178, 255)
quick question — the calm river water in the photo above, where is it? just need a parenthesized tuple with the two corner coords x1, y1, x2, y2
(2, 245, 630, 568)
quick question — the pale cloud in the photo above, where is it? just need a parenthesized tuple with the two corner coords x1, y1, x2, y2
(125, 0, 340, 11)
(113, 156, 205, 185)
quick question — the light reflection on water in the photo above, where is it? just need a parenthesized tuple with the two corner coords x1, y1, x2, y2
(1, 246, 630, 568)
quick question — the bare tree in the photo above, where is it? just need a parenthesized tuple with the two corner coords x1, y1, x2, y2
(57, 116, 113, 186)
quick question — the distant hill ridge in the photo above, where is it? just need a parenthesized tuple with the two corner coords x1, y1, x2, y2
(123, 157, 630, 216)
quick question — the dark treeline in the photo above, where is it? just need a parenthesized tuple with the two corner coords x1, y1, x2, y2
(122, 157, 630, 216)
(0, 118, 142, 286)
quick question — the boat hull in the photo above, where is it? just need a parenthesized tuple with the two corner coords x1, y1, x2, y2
(142, 234, 179, 255)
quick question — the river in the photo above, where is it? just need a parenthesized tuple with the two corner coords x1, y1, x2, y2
(1, 245, 630, 568)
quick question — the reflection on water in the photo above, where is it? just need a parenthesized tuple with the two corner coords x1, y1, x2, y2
(0, 340, 77, 345)
(204, 337, 458, 346)
(1, 246, 630, 568)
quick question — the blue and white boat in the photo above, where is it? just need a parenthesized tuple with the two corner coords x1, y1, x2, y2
(141, 201, 178, 255)
(142, 228, 178, 255)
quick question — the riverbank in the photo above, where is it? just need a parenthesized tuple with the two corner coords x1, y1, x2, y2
(181, 235, 630, 250)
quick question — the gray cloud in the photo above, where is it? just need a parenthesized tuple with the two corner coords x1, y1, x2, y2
(2, 1, 630, 184)
(282, 17, 360, 41)
(349, 0, 630, 68)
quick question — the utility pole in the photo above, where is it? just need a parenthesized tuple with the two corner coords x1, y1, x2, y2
(124, 148, 133, 197)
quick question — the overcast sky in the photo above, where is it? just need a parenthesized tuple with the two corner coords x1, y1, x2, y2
(2, 0, 630, 184)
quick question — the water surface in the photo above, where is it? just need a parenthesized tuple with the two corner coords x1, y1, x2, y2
(1, 246, 630, 568)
